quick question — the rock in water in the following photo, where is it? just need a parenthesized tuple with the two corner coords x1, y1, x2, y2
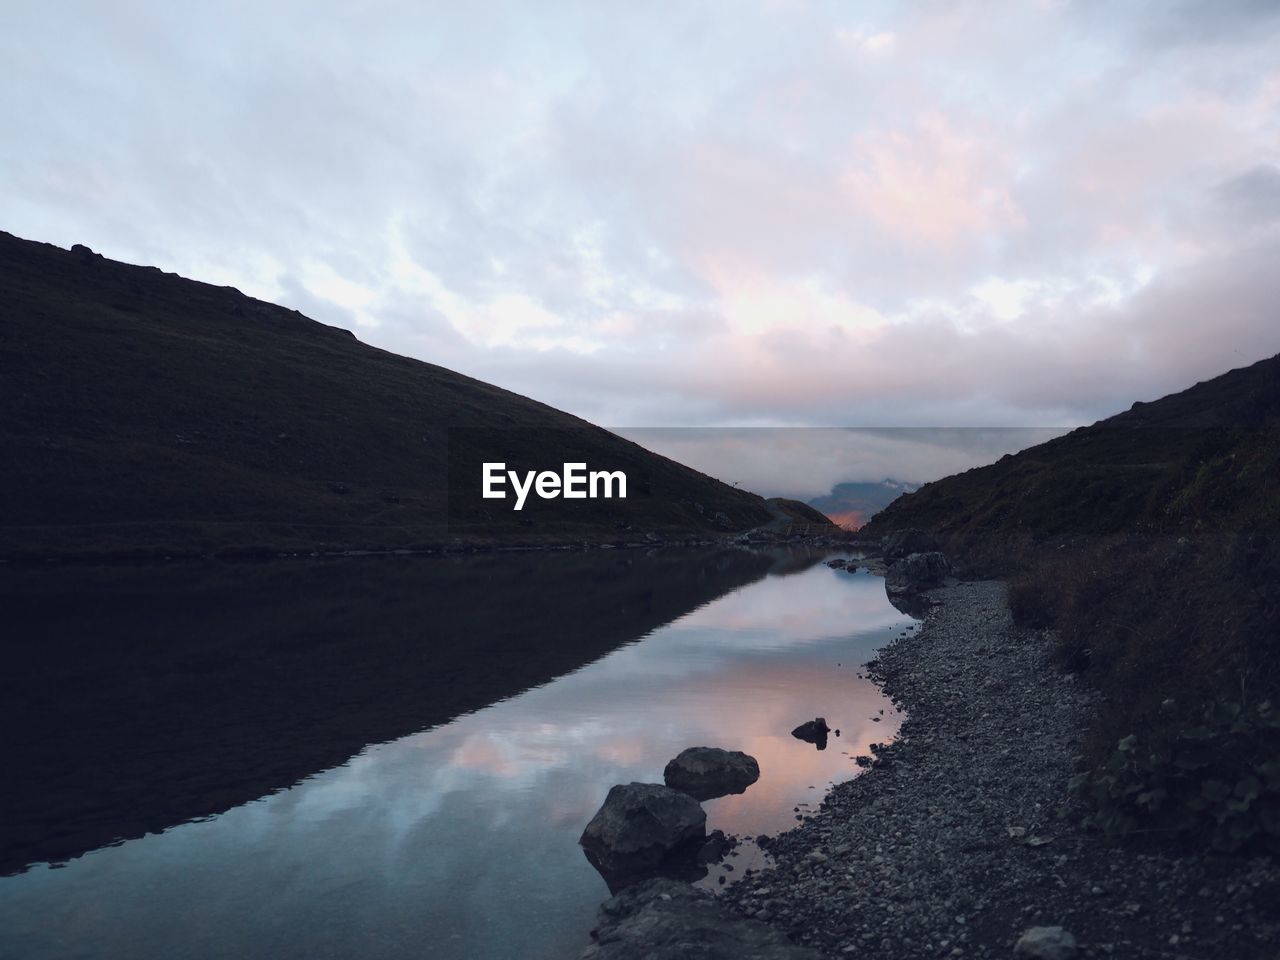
(579, 783, 706, 882)
(663, 746, 761, 801)
(1013, 926, 1078, 960)
(886, 551, 950, 592)
(695, 830, 732, 864)
(791, 717, 831, 749)
(881, 528, 940, 561)
(579, 878, 819, 959)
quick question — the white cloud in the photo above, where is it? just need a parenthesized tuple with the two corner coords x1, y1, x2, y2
(2, 0, 1279, 445)
(835, 26, 897, 57)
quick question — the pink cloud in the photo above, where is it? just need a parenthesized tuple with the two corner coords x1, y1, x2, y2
(841, 113, 1026, 249)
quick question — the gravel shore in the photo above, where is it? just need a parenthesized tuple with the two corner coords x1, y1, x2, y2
(721, 579, 1280, 959)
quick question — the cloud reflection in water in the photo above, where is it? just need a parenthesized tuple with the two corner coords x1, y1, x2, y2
(0, 563, 911, 960)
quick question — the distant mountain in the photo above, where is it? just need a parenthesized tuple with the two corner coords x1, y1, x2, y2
(808, 479, 920, 530)
(0, 232, 773, 558)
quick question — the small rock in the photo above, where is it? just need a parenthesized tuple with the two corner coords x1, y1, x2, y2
(792, 718, 831, 749)
(696, 831, 730, 864)
(1014, 926, 1078, 960)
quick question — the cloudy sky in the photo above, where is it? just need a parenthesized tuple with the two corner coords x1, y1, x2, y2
(5, 0, 1280, 446)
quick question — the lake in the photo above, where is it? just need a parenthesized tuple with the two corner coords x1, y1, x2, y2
(0, 549, 913, 959)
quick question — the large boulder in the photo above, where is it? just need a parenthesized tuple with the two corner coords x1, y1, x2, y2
(886, 551, 950, 592)
(663, 747, 760, 801)
(881, 528, 940, 561)
(580, 878, 819, 959)
(579, 783, 706, 882)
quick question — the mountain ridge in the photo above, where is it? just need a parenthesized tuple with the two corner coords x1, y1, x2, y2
(861, 352, 1280, 546)
(0, 231, 776, 558)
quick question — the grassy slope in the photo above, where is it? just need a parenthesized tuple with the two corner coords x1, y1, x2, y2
(766, 497, 838, 526)
(0, 232, 773, 558)
(861, 353, 1280, 761)
(864, 353, 1280, 549)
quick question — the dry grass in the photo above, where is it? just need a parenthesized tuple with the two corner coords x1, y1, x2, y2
(1005, 534, 1280, 763)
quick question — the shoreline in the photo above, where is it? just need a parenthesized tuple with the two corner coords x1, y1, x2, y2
(719, 579, 1280, 959)
(0, 529, 862, 568)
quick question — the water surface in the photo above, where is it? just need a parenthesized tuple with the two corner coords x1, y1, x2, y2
(0, 553, 910, 960)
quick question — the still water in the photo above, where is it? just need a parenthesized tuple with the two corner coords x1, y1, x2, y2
(0, 552, 911, 960)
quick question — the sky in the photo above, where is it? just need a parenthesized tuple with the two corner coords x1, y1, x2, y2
(4, 0, 1280, 484)
(614, 427, 1067, 499)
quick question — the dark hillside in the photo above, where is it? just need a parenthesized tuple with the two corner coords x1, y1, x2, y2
(862, 353, 1280, 549)
(0, 232, 772, 558)
(766, 497, 838, 527)
(861, 354, 1280, 846)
